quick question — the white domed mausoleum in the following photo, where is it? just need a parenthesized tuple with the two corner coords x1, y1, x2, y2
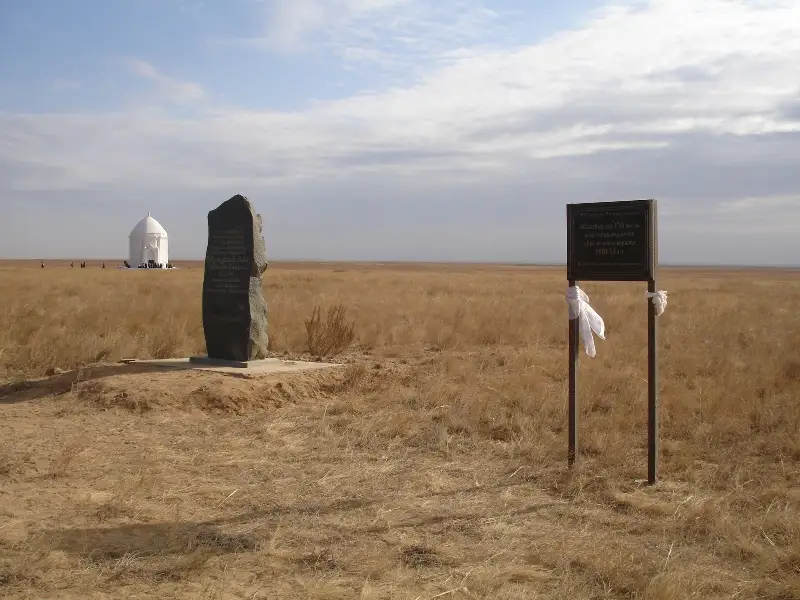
(129, 213, 169, 268)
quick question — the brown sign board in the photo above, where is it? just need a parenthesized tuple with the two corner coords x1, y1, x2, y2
(567, 199, 657, 282)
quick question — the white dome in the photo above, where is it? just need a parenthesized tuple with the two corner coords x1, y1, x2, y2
(128, 213, 169, 267)
(129, 213, 168, 238)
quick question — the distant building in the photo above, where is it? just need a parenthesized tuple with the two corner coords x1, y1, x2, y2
(129, 213, 169, 268)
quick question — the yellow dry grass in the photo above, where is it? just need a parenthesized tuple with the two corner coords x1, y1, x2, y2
(0, 260, 798, 600)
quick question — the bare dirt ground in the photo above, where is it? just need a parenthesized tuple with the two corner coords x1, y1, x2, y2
(0, 262, 798, 599)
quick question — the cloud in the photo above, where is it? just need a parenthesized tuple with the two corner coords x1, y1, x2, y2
(129, 59, 205, 104)
(1, 0, 800, 262)
(712, 193, 800, 234)
(250, 0, 502, 69)
(252, 0, 412, 53)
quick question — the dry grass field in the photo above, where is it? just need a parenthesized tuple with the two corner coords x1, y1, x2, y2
(0, 260, 798, 599)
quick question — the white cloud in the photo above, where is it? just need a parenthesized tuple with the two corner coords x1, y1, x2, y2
(722, 194, 800, 213)
(252, 0, 502, 69)
(129, 59, 205, 104)
(259, 0, 412, 52)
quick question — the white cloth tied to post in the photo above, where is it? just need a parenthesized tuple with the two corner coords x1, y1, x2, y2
(646, 290, 668, 316)
(566, 286, 605, 358)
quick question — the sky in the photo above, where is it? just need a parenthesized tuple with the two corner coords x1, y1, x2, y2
(1, 0, 799, 265)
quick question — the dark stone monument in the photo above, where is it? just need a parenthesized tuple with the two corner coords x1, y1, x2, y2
(191, 194, 269, 366)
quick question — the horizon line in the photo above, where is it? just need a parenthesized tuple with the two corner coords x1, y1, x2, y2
(9, 258, 800, 270)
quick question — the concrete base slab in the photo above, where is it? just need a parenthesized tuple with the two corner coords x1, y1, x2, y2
(128, 357, 342, 376)
(189, 356, 251, 368)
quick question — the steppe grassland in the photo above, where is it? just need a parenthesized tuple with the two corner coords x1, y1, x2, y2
(0, 261, 798, 599)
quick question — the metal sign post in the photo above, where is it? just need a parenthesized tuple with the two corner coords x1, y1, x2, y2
(566, 199, 660, 484)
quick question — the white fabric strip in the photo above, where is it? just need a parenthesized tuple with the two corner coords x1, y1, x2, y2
(646, 290, 668, 316)
(566, 285, 605, 358)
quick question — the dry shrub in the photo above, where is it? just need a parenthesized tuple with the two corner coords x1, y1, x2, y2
(304, 303, 356, 357)
(399, 544, 442, 568)
(0, 446, 30, 478)
(0, 453, 13, 477)
(92, 469, 157, 521)
(46, 439, 91, 479)
(0, 543, 49, 589)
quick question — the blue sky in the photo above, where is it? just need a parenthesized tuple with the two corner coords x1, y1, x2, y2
(1, 0, 799, 264)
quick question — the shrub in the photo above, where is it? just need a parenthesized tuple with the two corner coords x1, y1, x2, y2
(304, 303, 355, 357)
